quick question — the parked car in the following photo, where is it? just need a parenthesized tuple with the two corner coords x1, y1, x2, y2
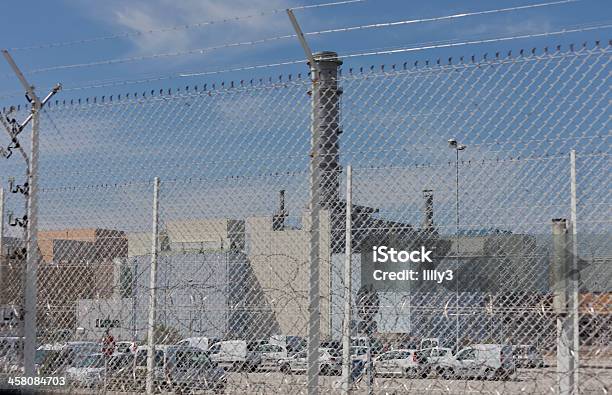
(176, 337, 220, 352)
(321, 340, 341, 352)
(165, 346, 226, 393)
(114, 341, 137, 355)
(209, 340, 258, 371)
(106, 352, 135, 386)
(420, 338, 441, 350)
(0, 336, 23, 373)
(351, 346, 369, 362)
(36, 343, 65, 374)
(437, 344, 516, 380)
(108, 353, 134, 372)
(373, 349, 421, 377)
(279, 347, 341, 375)
(416, 347, 453, 377)
(133, 345, 172, 386)
(269, 335, 305, 355)
(106, 354, 138, 392)
(352, 337, 385, 355)
(65, 353, 106, 387)
(250, 343, 288, 370)
(54, 341, 101, 375)
(513, 345, 544, 368)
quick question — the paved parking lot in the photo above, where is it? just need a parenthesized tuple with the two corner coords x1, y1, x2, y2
(223, 366, 611, 394)
(1, 366, 610, 394)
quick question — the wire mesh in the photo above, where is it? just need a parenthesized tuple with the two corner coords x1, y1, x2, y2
(0, 43, 609, 393)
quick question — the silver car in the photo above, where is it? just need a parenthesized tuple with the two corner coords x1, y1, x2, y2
(513, 345, 544, 368)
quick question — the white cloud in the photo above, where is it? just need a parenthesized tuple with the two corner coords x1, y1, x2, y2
(454, 17, 554, 39)
(80, 0, 296, 56)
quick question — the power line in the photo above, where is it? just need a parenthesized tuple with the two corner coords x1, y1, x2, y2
(16, 0, 580, 76)
(7, 0, 368, 52)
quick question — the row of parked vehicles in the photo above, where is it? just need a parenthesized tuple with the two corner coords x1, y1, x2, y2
(33, 341, 226, 392)
(1, 335, 545, 390)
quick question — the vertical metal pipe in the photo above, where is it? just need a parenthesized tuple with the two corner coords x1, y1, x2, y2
(341, 165, 352, 394)
(0, 183, 4, 291)
(569, 150, 579, 393)
(307, 58, 321, 395)
(366, 336, 373, 395)
(552, 218, 573, 394)
(455, 149, 460, 349)
(132, 259, 137, 342)
(146, 177, 160, 394)
(23, 102, 40, 376)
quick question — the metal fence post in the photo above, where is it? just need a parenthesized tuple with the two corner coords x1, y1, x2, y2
(569, 150, 580, 393)
(0, 183, 4, 297)
(22, 99, 41, 376)
(341, 165, 352, 394)
(1, 51, 61, 377)
(307, 54, 322, 395)
(552, 218, 575, 394)
(146, 177, 160, 394)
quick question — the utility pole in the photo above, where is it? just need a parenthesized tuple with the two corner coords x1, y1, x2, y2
(1, 49, 60, 377)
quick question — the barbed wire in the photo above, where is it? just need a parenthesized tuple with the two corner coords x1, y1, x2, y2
(14, 0, 581, 76)
(34, 149, 609, 192)
(333, 22, 612, 62)
(29, 23, 610, 96)
(7, 0, 369, 52)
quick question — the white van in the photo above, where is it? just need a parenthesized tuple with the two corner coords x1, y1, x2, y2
(209, 340, 255, 370)
(176, 337, 219, 352)
(437, 344, 516, 380)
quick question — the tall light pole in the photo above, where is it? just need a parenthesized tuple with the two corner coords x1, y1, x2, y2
(448, 139, 466, 350)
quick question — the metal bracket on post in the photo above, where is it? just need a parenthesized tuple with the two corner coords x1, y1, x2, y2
(1, 49, 61, 378)
(286, 9, 317, 79)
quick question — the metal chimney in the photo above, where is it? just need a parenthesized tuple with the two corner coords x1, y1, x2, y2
(312, 51, 343, 209)
(272, 190, 288, 231)
(422, 189, 434, 229)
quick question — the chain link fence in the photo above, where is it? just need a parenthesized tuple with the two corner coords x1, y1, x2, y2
(0, 42, 609, 394)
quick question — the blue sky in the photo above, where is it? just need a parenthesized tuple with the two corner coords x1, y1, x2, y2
(0, 0, 608, 237)
(0, 0, 609, 102)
